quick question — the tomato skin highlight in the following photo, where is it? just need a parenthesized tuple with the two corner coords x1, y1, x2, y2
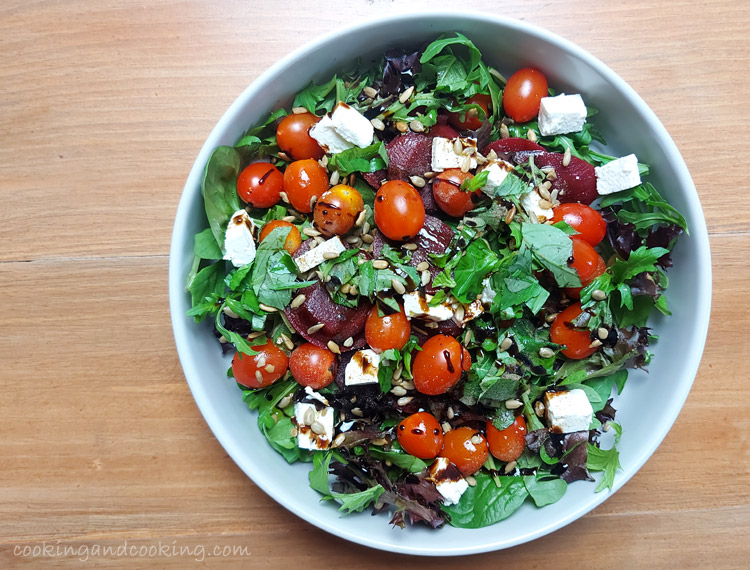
(448, 94, 491, 131)
(486, 416, 527, 462)
(503, 67, 549, 123)
(412, 335, 464, 395)
(397, 412, 444, 459)
(440, 426, 488, 476)
(283, 159, 329, 213)
(231, 340, 289, 389)
(552, 203, 607, 246)
(550, 302, 598, 360)
(289, 343, 337, 389)
(364, 304, 411, 351)
(432, 168, 482, 217)
(276, 112, 324, 160)
(313, 184, 364, 236)
(373, 180, 425, 241)
(236, 162, 283, 208)
(259, 220, 302, 254)
(564, 237, 607, 299)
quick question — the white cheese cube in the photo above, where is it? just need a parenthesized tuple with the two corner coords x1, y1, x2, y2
(344, 349, 380, 386)
(595, 154, 642, 195)
(309, 114, 355, 154)
(480, 159, 515, 197)
(223, 210, 257, 267)
(480, 277, 496, 306)
(294, 402, 335, 450)
(431, 136, 478, 172)
(304, 386, 329, 406)
(544, 389, 594, 433)
(330, 102, 374, 148)
(402, 291, 455, 322)
(294, 236, 346, 273)
(429, 457, 468, 506)
(538, 94, 587, 136)
(519, 188, 554, 222)
(455, 299, 484, 327)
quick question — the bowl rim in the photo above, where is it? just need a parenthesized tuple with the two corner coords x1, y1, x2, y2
(169, 10, 712, 555)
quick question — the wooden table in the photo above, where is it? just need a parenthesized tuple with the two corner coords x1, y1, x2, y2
(1, 1, 748, 567)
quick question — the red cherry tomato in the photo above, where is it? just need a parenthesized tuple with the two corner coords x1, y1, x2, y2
(282, 159, 329, 213)
(232, 340, 289, 389)
(276, 112, 323, 161)
(397, 412, 444, 459)
(461, 346, 471, 372)
(550, 302, 598, 360)
(503, 67, 549, 123)
(259, 220, 302, 254)
(448, 94, 491, 131)
(486, 416, 527, 462)
(432, 168, 482, 217)
(236, 162, 283, 208)
(365, 304, 411, 352)
(412, 335, 464, 395)
(373, 180, 425, 241)
(564, 237, 607, 299)
(313, 184, 364, 236)
(552, 203, 607, 246)
(440, 426, 488, 476)
(289, 342, 337, 389)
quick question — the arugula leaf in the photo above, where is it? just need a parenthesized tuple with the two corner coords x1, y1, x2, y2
(330, 485, 385, 514)
(202, 146, 241, 248)
(187, 262, 225, 318)
(328, 142, 388, 175)
(451, 239, 499, 303)
(587, 443, 621, 492)
(419, 32, 481, 73)
(460, 169, 489, 192)
(611, 246, 669, 283)
(443, 473, 528, 528)
(520, 223, 580, 288)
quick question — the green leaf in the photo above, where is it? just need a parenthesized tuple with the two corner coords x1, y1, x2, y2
(328, 142, 388, 176)
(587, 443, 621, 492)
(460, 170, 489, 192)
(444, 473, 528, 528)
(523, 475, 567, 507)
(610, 246, 669, 283)
(419, 32, 481, 72)
(493, 172, 528, 198)
(194, 228, 223, 260)
(369, 448, 428, 473)
(451, 239, 499, 303)
(520, 223, 580, 288)
(309, 452, 332, 496)
(202, 146, 241, 248)
(331, 485, 385, 514)
(188, 262, 225, 309)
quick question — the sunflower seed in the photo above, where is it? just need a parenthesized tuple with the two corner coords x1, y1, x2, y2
(259, 303, 278, 313)
(303, 227, 321, 237)
(310, 420, 326, 435)
(504, 460, 518, 474)
(416, 261, 430, 272)
(592, 289, 607, 301)
(589, 339, 603, 349)
(361, 234, 374, 244)
(370, 117, 385, 131)
(538, 185, 552, 201)
(454, 304, 465, 323)
(409, 175, 426, 188)
(504, 205, 517, 225)
(538, 347, 555, 358)
(280, 333, 294, 351)
(535, 401, 545, 417)
(277, 151, 291, 162)
(322, 251, 340, 260)
(461, 156, 472, 173)
(500, 123, 510, 139)
(423, 171, 435, 179)
(391, 278, 406, 295)
(222, 306, 239, 319)
(500, 337, 513, 352)
(393, 364, 403, 380)
(527, 129, 538, 143)
(421, 270, 431, 287)
(402, 242, 418, 251)
(351, 407, 364, 417)
(546, 312, 558, 323)
(310, 195, 318, 210)
(289, 294, 307, 309)
(279, 191, 290, 204)
(563, 147, 572, 167)
(329, 170, 340, 185)
(349, 285, 358, 296)
(355, 209, 367, 227)
(290, 427, 298, 437)
(362, 221, 370, 234)
(470, 434, 484, 445)
(327, 340, 341, 355)
(505, 399, 523, 410)
(306, 323, 325, 335)
(410, 119, 425, 133)
(218, 335, 227, 344)
(597, 327, 609, 340)
(446, 406, 455, 420)
(318, 154, 329, 168)
(400, 380, 415, 391)
(265, 364, 276, 374)
(344, 235, 361, 245)
(372, 259, 389, 270)
(399, 85, 414, 103)
(395, 121, 409, 132)
(278, 395, 293, 409)
(465, 475, 477, 487)
(453, 139, 463, 154)
(390, 386, 407, 397)
(256, 355, 267, 368)
(363, 86, 378, 99)
(397, 397, 413, 407)
(343, 336, 354, 348)
(333, 433, 346, 447)
(254, 370, 264, 383)
(372, 438, 389, 446)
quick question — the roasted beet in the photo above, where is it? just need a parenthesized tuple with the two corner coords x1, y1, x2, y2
(513, 150, 597, 205)
(482, 137, 545, 160)
(428, 123, 459, 139)
(362, 169, 387, 190)
(386, 133, 433, 182)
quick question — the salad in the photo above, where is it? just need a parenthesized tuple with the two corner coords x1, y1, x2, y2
(186, 33, 687, 529)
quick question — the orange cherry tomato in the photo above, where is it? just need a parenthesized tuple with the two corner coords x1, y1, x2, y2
(440, 426, 488, 476)
(448, 93, 492, 131)
(259, 220, 302, 254)
(236, 162, 283, 208)
(564, 237, 607, 299)
(550, 302, 598, 360)
(276, 112, 324, 161)
(486, 416, 527, 462)
(289, 343, 337, 389)
(373, 180, 425, 241)
(231, 340, 289, 389)
(552, 203, 607, 246)
(412, 335, 464, 395)
(282, 159, 329, 213)
(432, 168, 482, 217)
(313, 184, 364, 236)
(397, 412, 444, 459)
(364, 304, 411, 351)
(503, 67, 549, 123)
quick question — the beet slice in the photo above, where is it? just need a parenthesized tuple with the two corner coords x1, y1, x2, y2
(512, 150, 597, 205)
(482, 137, 545, 158)
(363, 169, 387, 190)
(419, 182, 440, 215)
(386, 132, 433, 181)
(428, 123, 459, 139)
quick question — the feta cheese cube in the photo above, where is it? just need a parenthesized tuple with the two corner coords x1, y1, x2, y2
(544, 389, 594, 433)
(431, 136, 478, 172)
(402, 291, 455, 322)
(429, 457, 468, 506)
(309, 114, 355, 154)
(519, 188, 554, 222)
(455, 299, 484, 326)
(294, 402, 335, 450)
(480, 159, 515, 197)
(294, 236, 346, 273)
(595, 154, 642, 195)
(538, 94, 587, 136)
(331, 102, 374, 148)
(480, 277, 496, 306)
(223, 210, 257, 267)
(344, 349, 380, 386)
(304, 386, 329, 406)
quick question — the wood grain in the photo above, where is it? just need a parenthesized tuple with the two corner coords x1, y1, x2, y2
(1, 0, 748, 567)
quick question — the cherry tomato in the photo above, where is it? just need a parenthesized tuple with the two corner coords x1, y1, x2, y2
(486, 416, 527, 462)
(448, 94, 491, 131)
(365, 304, 411, 351)
(503, 67, 549, 123)
(550, 302, 598, 360)
(565, 237, 607, 299)
(289, 342, 337, 389)
(432, 168, 482, 217)
(276, 112, 323, 161)
(412, 335, 463, 395)
(461, 346, 471, 372)
(236, 162, 283, 208)
(259, 220, 302, 254)
(397, 412, 444, 459)
(313, 184, 364, 236)
(231, 340, 289, 389)
(440, 426, 488, 476)
(282, 159, 329, 213)
(552, 203, 607, 246)
(373, 180, 425, 241)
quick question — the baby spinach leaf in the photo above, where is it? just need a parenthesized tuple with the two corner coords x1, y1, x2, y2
(187, 262, 225, 310)
(520, 222, 580, 288)
(328, 142, 388, 175)
(309, 452, 333, 496)
(202, 146, 241, 248)
(443, 473, 528, 528)
(523, 475, 567, 507)
(451, 239, 499, 303)
(369, 448, 428, 473)
(194, 228, 223, 260)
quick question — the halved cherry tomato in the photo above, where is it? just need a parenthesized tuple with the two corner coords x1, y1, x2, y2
(289, 342, 337, 389)
(236, 162, 283, 208)
(432, 168, 482, 217)
(550, 302, 598, 360)
(552, 203, 607, 246)
(276, 112, 323, 161)
(259, 220, 302, 254)
(397, 412, 443, 459)
(232, 340, 289, 389)
(486, 416, 527, 462)
(282, 159, 329, 213)
(365, 304, 411, 351)
(373, 180, 425, 241)
(448, 94, 491, 131)
(313, 184, 364, 236)
(565, 237, 607, 299)
(440, 426, 488, 475)
(461, 346, 471, 372)
(412, 334, 463, 395)
(503, 67, 549, 123)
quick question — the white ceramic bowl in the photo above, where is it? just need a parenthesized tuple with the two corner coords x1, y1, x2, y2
(170, 12, 711, 555)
